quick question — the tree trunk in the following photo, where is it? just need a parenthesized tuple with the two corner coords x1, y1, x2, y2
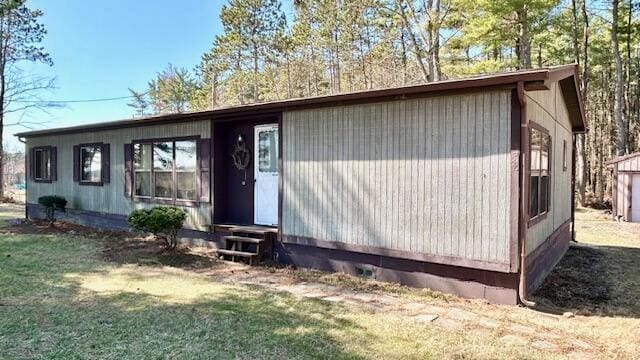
(516, 5, 532, 69)
(396, 0, 429, 81)
(612, 0, 626, 156)
(430, 0, 442, 81)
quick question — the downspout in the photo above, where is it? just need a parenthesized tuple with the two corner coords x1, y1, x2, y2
(517, 81, 536, 307)
(18, 136, 27, 220)
(571, 135, 577, 241)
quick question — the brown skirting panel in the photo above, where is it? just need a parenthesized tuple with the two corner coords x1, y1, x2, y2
(25, 203, 215, 244)
(525, 219, 571, 294)
(274, 241, 519, 305)
(281, 235, 512, 273)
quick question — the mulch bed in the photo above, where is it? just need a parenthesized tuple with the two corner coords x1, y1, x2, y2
(3, 218, 223, 271)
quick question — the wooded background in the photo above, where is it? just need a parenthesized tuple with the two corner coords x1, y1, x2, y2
(127, 0, 640, 208)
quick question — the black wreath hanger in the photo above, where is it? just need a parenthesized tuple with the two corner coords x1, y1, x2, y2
(231, 134, 251, 185)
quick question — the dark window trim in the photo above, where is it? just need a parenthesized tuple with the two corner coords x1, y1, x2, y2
(77, 142, 104, 186)
(32, 146, 53, 183)
(131, 135, 201, 207)
(562, 139, 568, 172)
(528, 121, 552, 228)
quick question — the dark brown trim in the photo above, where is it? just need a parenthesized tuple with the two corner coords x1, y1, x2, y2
(517, 81, 531, 305)
(529, 120, 550, 134)
(509, 89, 521, 272)
(627, 174, 633, 221)
(612, 167, 618, 218)
(17, 65, 587, 139)
(214, 120, 223, 224)
(526, 219, 571, 293)
(277, 112, 283, 243)
(31, 146, 54, 183)
(281, 235, 512, 273)
(527, 121, 552, 228)
(527, 212, 548, 227)
(77, 142, 105, 186)
(131, 135, 201, 144)
(571, 135, 577, 240)
(131, 136, 203, 207)
(132, 196, 200, 208)
(276, 241, 519, 304)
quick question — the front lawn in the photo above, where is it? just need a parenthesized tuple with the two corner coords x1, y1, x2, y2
(0, 205, 638, 359)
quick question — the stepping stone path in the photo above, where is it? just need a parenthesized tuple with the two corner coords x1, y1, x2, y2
(219, 265, 594, 356)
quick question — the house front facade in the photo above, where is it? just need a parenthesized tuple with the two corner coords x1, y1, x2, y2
(18, 65, 586, 304)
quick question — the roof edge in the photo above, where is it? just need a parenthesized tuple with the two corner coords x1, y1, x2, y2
(16, 66, 571, 138)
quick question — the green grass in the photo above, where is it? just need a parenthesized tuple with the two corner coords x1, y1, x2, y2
(0, 205, 638, 359)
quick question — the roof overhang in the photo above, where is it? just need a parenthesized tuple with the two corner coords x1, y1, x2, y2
(605, 152, 640, 166)
(16, 64, 587, 138)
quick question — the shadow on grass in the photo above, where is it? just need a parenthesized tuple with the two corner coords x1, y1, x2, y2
(0, 230, 368, 359)
(532, 244, 640, 318)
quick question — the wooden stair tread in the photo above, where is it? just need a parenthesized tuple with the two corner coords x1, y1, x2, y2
(216, 249, 257, 257)
(230, 226, 278, 235)
(223, 235, 264, 244)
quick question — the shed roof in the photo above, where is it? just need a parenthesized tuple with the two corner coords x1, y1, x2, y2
(16, 64, 586, 138)
(605, 152, 640, 167)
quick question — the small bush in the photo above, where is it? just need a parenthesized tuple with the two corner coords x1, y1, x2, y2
(37, 196, 67, 224)
(128, 206, 187, 250)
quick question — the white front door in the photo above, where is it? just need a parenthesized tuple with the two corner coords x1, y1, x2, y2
(254, 124, 279, 226)
(632, 175, 640, 222)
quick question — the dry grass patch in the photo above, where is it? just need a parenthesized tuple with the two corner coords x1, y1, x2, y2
(0, 205, 638, 359)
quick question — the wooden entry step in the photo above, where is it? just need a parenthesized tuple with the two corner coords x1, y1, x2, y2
(229, 226, 278, 235)
(224, 235, 264, 244)
(216, 249, 258, 264)
(215, 226, 276, 266)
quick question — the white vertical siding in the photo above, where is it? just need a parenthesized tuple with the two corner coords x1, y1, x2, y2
(283, 91, 513, 265)
(26, 120, 211, 228)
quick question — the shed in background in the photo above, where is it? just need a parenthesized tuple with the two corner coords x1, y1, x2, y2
(607, 152, 640, 222)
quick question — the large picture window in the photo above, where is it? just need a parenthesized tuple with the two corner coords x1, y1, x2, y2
(529, 125, 551, 224)
(134, 139, 198, 202)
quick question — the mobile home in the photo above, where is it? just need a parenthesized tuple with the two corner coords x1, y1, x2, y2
(17, 65, 587, 304)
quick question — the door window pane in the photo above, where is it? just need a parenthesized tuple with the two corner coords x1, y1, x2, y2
(258, 130, 277, 173)
(81, 146, 101, 182)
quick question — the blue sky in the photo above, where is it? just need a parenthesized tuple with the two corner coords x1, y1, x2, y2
(5, 0, 230, 149)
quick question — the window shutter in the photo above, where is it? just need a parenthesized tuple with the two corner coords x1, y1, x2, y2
(101, 143, 110, 183)
(124, 143, 133, 197)
(51, 147, 58, 181)
(28, 148, 34, 181)
(73, 145, 79, 182)
(198, 138, 211, 202)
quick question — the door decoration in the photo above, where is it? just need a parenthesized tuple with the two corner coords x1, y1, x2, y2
(231, 134, 251, 185)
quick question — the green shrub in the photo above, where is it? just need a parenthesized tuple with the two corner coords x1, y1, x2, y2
(127, 206, 187, 250)
(37, 196, 67, 224)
